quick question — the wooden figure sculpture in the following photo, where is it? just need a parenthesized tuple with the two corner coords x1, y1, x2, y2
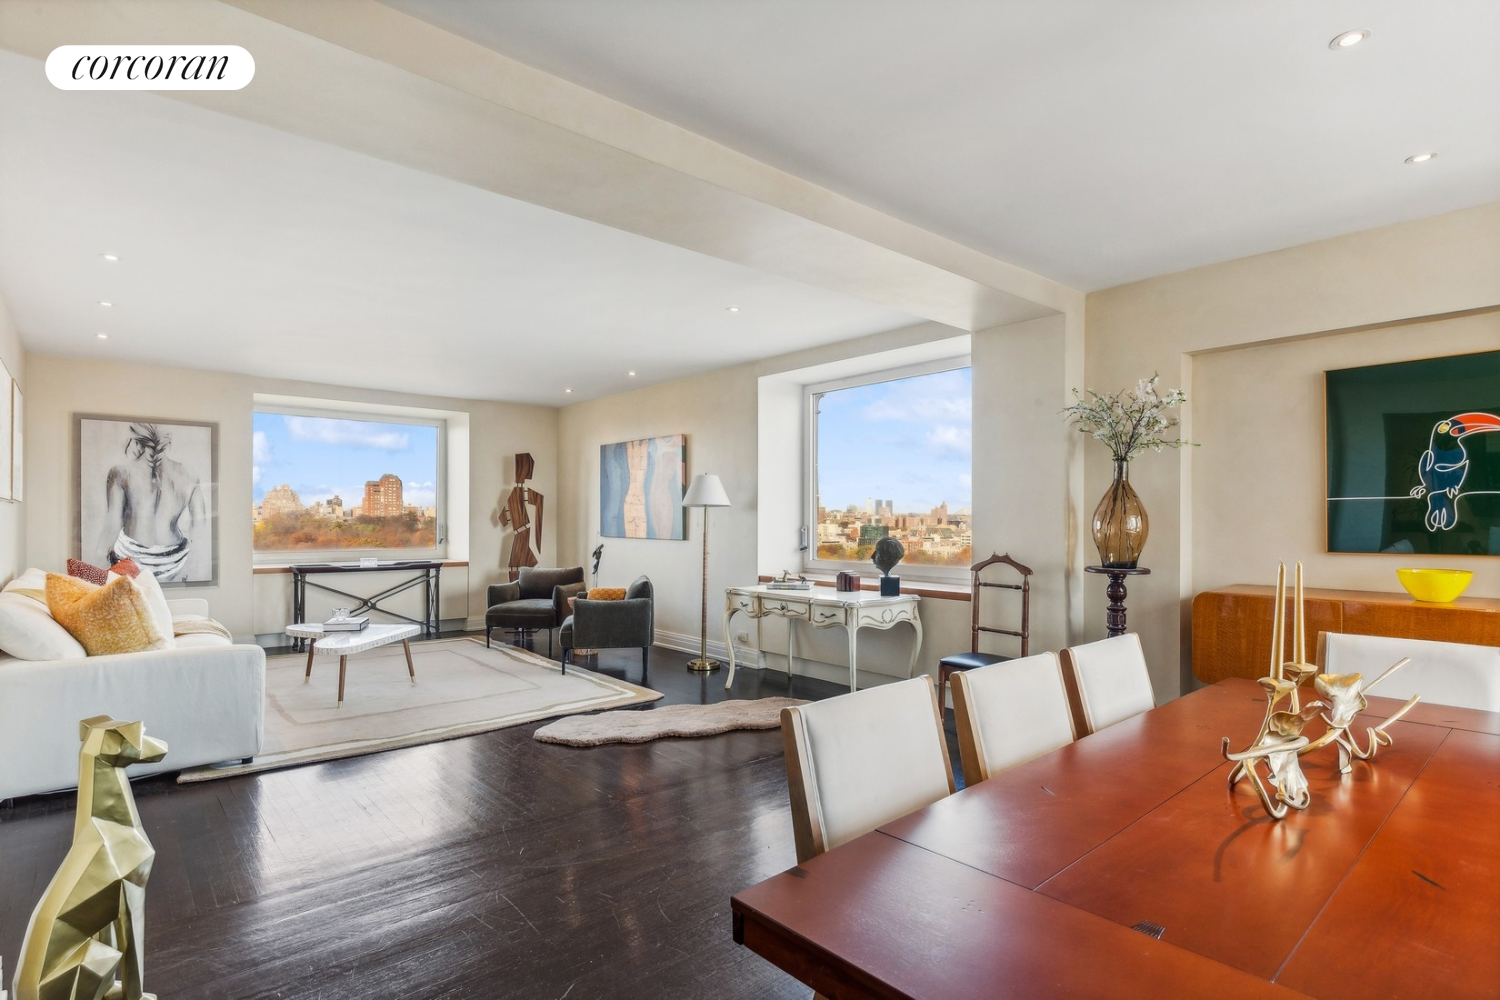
(500, 452, 545, 581)
(14, 717, 167, 1000)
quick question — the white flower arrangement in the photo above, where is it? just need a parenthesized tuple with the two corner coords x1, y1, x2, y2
(1063, 373, 1192, 461)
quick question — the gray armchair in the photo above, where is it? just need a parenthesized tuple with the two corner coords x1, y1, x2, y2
(560, 576, 653, 681)
(485, 566, 586, 658)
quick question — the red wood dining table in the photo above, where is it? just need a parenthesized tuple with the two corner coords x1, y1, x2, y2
(731, 678, 1500, 999)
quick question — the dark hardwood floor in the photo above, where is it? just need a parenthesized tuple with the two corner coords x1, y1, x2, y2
(0, 636, 963, 999)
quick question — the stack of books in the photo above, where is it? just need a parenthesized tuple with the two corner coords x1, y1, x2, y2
(323, 612, 370, 632)
(766, 580, 812, 590)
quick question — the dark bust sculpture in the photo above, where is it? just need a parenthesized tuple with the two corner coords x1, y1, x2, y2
(871, 537, 905, 577)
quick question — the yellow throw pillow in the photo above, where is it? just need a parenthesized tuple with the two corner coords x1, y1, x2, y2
(586, 588, 627, 601)
(45, 574, 170, 656)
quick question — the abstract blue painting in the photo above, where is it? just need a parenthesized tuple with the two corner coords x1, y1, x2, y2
(600, 434, 685, 539)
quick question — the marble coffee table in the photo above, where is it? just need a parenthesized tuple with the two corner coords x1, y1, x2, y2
(285, 622, 421, 708)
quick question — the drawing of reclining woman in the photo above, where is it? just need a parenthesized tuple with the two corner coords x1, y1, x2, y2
(94, 423, 208, 582)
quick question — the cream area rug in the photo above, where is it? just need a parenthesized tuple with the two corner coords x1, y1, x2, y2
(179, 637, 661, 782)
(533, 696, 807, 747)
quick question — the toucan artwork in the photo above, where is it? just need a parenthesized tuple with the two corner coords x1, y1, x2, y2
(1409, 412, 1500, 531)
(1326, 350, 1500, 556)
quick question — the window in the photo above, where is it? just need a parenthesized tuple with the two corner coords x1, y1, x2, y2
(807, 361, 972, 578)
(252, 408, 444, 558)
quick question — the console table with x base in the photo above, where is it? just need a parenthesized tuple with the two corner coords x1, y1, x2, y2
(289, 561, 443, 651)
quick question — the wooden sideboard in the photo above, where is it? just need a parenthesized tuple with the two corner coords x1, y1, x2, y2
(1192, 585, 1500, 684)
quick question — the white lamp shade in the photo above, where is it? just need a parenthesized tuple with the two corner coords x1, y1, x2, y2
(683, 473, 731, 508)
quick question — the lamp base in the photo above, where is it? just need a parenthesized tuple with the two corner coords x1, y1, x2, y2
(686, 657, 721, 672)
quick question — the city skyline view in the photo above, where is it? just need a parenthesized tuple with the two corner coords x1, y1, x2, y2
(252, 412, 440, 510)
(814, 366, 972, 513)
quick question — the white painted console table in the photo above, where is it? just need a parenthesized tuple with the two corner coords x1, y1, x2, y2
(721, 585, 922, 691)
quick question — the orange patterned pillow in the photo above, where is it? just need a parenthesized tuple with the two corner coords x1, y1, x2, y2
(586, 588, 627, 601)
(45, 574, 170, 656)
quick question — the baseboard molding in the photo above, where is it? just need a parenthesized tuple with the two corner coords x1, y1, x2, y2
(653, 628, 764, 669)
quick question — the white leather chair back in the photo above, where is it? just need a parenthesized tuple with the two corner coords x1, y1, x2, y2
(1319, 632, 1500, 712)
(1060, 633, 1155, 736)
(952, 652, 1075, 784)
(780, 676, 953, 863)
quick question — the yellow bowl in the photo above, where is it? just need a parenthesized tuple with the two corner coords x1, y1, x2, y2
(1396, 568, 1474, 603)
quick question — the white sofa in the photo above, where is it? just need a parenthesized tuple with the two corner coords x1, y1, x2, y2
(0, 598, 265, 801)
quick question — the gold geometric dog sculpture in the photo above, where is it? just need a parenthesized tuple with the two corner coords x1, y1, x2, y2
(13, 718, 167, 1000)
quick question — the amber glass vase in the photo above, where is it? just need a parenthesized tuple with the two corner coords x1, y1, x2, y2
(1092, 459, 1148, 568)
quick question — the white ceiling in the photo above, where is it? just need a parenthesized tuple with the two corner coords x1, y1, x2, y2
(383, 0, 1500, 290)
(0, 48, 918, 404)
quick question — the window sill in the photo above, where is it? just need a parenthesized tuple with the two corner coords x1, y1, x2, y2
(758, 573, 969, 602)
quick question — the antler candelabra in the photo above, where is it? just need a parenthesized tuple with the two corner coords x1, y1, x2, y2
(1221, 561, 1421, 819)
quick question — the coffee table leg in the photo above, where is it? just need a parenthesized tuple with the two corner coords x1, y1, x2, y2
(337, 654, 348, 708)
(403, 638, 416, 683)
(305, 645, 315, 682)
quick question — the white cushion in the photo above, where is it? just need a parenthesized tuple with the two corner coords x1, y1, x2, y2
(123, 570, 176, 650)
(0, 592, 88, 660)
(795, 676, 951, 852)
(955, 652, 1074, 779)
(1065, 633, 1155, 734)
(1320, 632, 1499, 713)
(173, 631, 232, 649)
(2, 567, 50, 605)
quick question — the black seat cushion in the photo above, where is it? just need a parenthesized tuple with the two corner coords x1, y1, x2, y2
(487, 598, 557, 628)
(938, 651, 1013, 671)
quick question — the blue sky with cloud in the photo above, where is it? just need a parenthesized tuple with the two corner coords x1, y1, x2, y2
(816, 367, 972, 513)
(252, 413, 439, 509)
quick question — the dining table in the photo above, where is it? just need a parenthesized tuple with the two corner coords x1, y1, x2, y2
(730, 677, 1500, 998)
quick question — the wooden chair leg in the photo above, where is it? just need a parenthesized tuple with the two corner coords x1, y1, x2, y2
(485, 625, 492, 648)
(337, 655, 348, 708)
(642, 646, 649, 685)
(561, 649, 569, 675)
(402, 638, 415, 683)
(305, 645, 315, 683)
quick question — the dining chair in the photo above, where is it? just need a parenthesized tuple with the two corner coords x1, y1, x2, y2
(1318, 632, 1500, 712)
(779, 676, 954, 865)
(937, 553, 1032, 705)
(951, 651, 1076, 785)
(1058, 632, 1155, 737)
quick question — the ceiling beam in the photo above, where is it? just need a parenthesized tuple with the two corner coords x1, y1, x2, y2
(0, 0, 1081, 329)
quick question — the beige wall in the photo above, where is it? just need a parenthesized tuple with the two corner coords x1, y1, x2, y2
(1086, 202, 1500, 700)
(1192, 311, 1500, 595)
(23, 355, 557, 641)
(557, 316, 1076, 684)
(0, 291, 22, 584)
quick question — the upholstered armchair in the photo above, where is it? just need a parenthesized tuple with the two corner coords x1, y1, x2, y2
(485, 566, 586, 658)
(559, 576, 653, 681)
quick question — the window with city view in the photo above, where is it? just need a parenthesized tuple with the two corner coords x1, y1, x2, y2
(810, 364, 972, 571)
(252, 411, 442, 554)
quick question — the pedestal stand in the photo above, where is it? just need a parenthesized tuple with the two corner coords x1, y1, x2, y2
(1085, 565, 1150, 637)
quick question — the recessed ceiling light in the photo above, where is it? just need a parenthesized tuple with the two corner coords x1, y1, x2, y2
(564, 388, 573, 394)
(1405, 151, 1437, 164)
(628, 371, 636, 377)
(100, 253, 119, 262)
(96, 332, 108, 340)
(98, 301, 113, 307)
(727, 306, 740, 312)
(1329, 29, 1370, 49)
